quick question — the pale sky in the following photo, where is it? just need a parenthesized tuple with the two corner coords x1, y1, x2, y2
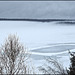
(0, 1, 75, 19)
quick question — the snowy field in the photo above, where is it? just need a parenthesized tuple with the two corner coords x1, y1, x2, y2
(0, 21, 75, 73)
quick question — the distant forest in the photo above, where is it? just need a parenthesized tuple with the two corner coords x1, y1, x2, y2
(0, 18, 75, 22)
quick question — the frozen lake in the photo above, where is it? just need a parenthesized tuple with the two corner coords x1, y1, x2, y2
(0, 21, 75, 72)
(0, 21, 75, 49)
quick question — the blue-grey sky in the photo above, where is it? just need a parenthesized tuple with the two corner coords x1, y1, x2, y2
(0, 1, 75, 19)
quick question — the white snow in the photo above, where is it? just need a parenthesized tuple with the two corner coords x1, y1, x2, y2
(0, 21, 75, 73)
(0, 21, 75, 49)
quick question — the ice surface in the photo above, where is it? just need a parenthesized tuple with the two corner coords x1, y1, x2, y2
(0, 21, 75, 73)
(0, 21, 75, 49)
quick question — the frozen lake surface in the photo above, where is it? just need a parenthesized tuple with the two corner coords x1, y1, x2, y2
(0, 21, 75, 73)
(0, 21, 75, 49)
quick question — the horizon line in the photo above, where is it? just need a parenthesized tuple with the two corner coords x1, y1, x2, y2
(0, 18, 75, 22)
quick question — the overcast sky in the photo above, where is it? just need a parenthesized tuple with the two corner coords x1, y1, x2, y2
(0, 1, 75, 19)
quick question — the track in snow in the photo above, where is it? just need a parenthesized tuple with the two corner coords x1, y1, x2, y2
(29, 43, 75, 56)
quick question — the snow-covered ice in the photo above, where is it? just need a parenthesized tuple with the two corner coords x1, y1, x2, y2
(0, 21, 75, 49)
(0, 21, 75, 73)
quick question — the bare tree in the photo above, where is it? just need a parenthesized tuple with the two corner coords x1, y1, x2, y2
(0, 34, 34, 74)
(39, 57, 67, 75)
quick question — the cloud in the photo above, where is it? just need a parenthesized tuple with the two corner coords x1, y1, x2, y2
(0, 1, 75, 19)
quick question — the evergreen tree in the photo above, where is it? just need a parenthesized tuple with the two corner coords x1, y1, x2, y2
(68, 52, 75, 75)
